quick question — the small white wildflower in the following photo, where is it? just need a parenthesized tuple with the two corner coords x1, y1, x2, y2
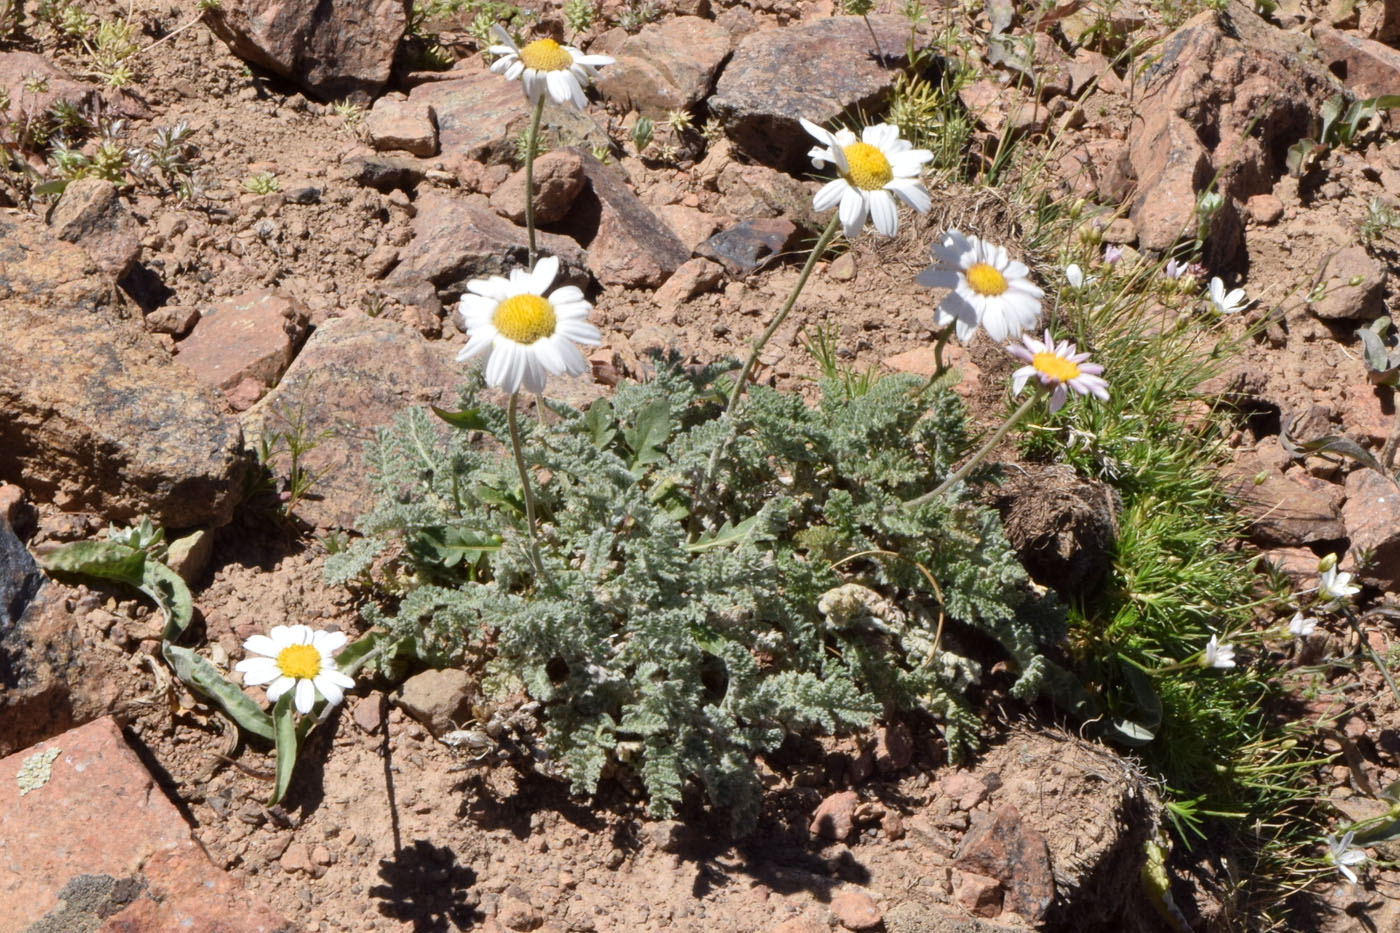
(1318, 564, 1361, 609)
(489, 26, 614, 110)
(1327, 831, 1367, 885)
(1208, 276, 1250, 315)
(1288, 611, 1317, 638)
(1007, 330, 1109, 413)
(1202, 634, 1236, 669)
(235, 624, 356, 715)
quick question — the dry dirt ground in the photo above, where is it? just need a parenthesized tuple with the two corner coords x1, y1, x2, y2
(5, 0, 1400, 929)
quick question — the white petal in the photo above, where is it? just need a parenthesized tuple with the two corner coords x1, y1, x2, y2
(242, 634, 281, 658)
(869, 189, 898, 237)
(887, 178, 930, 213)
(313, 674, 345, 707)
(458, 330, 496, 362)
(1011, 365, 1034, 395)
(294, 678, 316, 714)
(546, 69, 573, 106)
(492, 24, 520, 52)
(265, 676, 296, 702)
(505, 60, 525, 81)
(889, 149, 932, 174)
(528, 255, 560, 294)
(485, 340, 514, 390)
(533, 337, 567, 373)
(521, 354, 548, 394)
(800, 117, 834, 146)
(522, 70, 546, 102)
(557, 318, 601, 345)
(553, 336, 588, 375)
(813, 178, 846, 212)
(547, 284, 583, 305)
(916, 266, 961, 289)
(236, 657, 281, 686)
(286, 624, 314, 645)
(838, 187, 868, 238)
(572, 52, 614, 66)
(313, 629, 348, 654)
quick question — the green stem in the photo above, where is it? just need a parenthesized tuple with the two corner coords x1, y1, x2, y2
(507, 392, 548, 583)
(524, 94, 545, 266)
(906, 392, 1041, 508)
(862, 13, 885, 63)
(912, 322, 956, 396)
(704, 213, 843, 485)
(1342, 608, 1400, 711)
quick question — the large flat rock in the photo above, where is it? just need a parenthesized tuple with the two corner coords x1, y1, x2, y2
(0, 213, 245, 529)
(240, 315, 462, 529)
(0, 717, 288, 931)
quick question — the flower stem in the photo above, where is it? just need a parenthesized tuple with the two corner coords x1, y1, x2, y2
(905, 392, 1040, 508)
(911, 322, 956, 396)
(704, 213, 842, 485)
(507, 392, 548, 582)
(524, 94, 545, 266)
(862, 14, 885, 63)
(1341, 608, 1400, 711)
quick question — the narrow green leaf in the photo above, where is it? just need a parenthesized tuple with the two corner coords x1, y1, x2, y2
(270, 693, 298, 805)
(431, 405, 489, 431)
(335, 630, 385, 676)
(163, 643, 275, 741)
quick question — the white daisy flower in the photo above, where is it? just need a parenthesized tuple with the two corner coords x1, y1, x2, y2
(1007, 330, 1109, 413)
(801, 119, 931, 238)
(1288, 611, 1317, 637)
(489, 25, 614, 110)
(458, 255, 600, 395)
(1208, 276, 1249, 315)
(235, 624, 356, 715)
(917, 230, 1045, 343)
(1202, 634, 1236, 669)
(1318, 564, 1361, 609)
(1327, 831, 1367, 884)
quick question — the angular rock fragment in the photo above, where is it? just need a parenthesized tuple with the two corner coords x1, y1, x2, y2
(240, 315, 461, 529)
(710, 16, 936, 170)
(955, 804, 1055, 922)
(489, 149, 587, 225)
(382, 191, 588, 315)
(697, 219, 795, 276)
(175, 289, 310, 405)
(366, 94, 439, 157)
(559, 149, 690, 288)
(594, 16, 733, 117)
(47, 177, 142, 281)
(1315, 27, 1400, 99)
(205, 0, 410, 101)
(408, 68, 613, 165)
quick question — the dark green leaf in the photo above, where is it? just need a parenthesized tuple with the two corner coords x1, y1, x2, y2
(584, 398, 617, 449)
(625, 399, 670, 466)
(41, 540, 146, 584)
(270, 693, 298, 805)
(143, 561, 194, 643)
(162, 643, 275, 741)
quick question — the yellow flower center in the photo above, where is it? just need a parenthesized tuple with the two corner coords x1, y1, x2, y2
(276, 643, 322, 680)
(1032, 351, 1080, 383)
(965, 262, 1008, 296)
(519, 38, 574, 72)
(493, 293, 557, 345)
(841, 142, 893, 190)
